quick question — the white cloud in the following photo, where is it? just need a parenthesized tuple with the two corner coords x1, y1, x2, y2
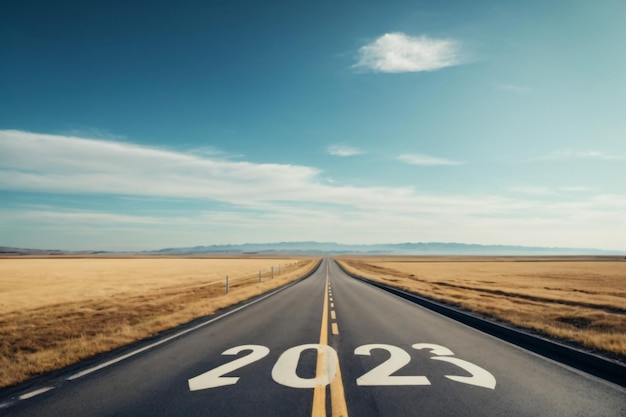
(396, 153, 464, 166)
(0, 130, 320, 205)
(534, 150, 625, 161)
(1, 130, 625, 251)
(60, 127, 127, 141)
(511, 186, 593, 195)
(511, 186, 553, 195)
(496, 84, 530, 94)
(326, 144, 364, 157)
(2, 209, 166, 225)
(354, 33, 464, 73)
(3, 193, 626, 251)
(187, 145, 242, 159)
(0, 130, 520, 218)
(559, 186, 591, 192)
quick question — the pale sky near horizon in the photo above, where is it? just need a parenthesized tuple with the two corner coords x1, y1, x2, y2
(1, 0, 625, 251)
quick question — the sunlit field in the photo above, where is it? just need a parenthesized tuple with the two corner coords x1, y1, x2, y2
(0, 257, 319, 388)
(338, 257, 626, 361)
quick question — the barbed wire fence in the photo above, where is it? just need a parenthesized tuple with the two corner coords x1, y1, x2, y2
(223, 260, 310, 294)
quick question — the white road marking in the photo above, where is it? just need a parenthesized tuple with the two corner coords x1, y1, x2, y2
(272, 344, 338, 388)
(432, 356, 497, 389)
(188, 345, 270, 391)
(355, 344, 431, 386)
(19, 387, 55, 400)
(330, 311, 336, 320)
(67, 280, 301, 380)
(0, 401, 16, 409)
(181, 342, 496, 390)
(413, 343, 454, 356)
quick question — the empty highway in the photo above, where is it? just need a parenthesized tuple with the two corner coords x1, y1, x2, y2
(2, 259, 624, 416)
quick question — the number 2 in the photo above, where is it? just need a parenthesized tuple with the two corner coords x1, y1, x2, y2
(355, 344, 430, 386)
(188, 345, 269, 391)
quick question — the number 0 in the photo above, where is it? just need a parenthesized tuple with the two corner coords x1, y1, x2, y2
(272, 344, 338, 388)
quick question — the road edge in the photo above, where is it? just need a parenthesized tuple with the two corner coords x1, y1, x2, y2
(335, 260, 626, 388)
(0, 259, 323, 404)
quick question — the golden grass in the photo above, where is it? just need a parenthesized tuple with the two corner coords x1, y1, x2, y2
(337, 256, 626, 361)
(0, 257, 319, 389)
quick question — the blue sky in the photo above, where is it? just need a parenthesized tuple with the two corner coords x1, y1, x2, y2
(1, 0, 625, 251)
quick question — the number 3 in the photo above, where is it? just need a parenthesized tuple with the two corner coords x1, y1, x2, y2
(413, 344, 496, 389)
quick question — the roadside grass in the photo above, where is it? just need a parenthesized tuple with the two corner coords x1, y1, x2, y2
(0, 257, 319, 389)
(337, 257, 626, 361)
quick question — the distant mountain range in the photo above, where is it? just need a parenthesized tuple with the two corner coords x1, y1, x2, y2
(150, 242, 621, 255)
(1, 242, 622, 256)
(0, 246, 109, 256)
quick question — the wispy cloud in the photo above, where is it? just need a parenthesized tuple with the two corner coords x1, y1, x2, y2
(512, 186, 592, 195)
(187, 145, 243, 159)
(1, 130, 624, 251)
(0, 130, 320, 204)
(559, 186, 591, 192)
(2, 209, 166, 225)
(396, 153, 464, 166)
(326, 144, 364, 157)
(496, 84, 530, 94)
(0, 130, 515, 217)
(354, 33, 465, 73)
(60, 127, 127, 141)
(511, 186, 553, 195)
(534, 150, 625, 161)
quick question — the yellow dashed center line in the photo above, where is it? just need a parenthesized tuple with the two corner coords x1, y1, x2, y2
(311, 266, 348, 417)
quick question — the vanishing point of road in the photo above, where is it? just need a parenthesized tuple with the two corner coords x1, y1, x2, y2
(3, 259, 625, 416)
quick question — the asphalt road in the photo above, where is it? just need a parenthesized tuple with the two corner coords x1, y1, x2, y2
(3, 259, 625, 416)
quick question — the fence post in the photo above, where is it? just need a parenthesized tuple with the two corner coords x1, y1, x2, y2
(226, 275, 229, 294)
(258, 271, 262, 283)
(271, 266, 274, 279)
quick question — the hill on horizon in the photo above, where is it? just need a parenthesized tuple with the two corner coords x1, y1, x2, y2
(151, 241, 620, 256)
(1, 242, 622, 256)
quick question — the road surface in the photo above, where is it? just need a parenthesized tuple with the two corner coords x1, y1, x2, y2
(2, 259, 624, 416)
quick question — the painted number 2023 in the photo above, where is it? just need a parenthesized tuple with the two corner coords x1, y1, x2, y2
(188, 343, 496, 391)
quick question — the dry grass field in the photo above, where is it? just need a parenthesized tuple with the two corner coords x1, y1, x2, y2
(338, 257, 626, 362)
(0, 256, 319, 389)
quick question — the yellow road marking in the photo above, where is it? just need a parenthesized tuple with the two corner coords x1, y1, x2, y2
(311, 273, 329, 417)
(311, 267, 349, 417)
(330, 311, 336, 320)
(331, 361, 348, 417)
